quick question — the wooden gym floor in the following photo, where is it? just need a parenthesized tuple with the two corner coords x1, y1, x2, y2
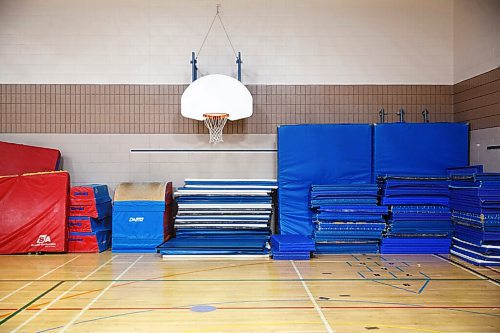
(0, 253, 499, 333)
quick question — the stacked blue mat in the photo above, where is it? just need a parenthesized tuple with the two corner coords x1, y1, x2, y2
(158, 179, 277, 256)
(310, 184, 388, 254)
(270, 235, 315, 260)
(449, 167, 500, 266)
(379, 176, 453, 254)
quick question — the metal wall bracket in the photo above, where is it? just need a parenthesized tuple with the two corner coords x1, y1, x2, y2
(422, 108, 430, 123)
(378, 107, 387, 123)
(396, 107, 406, 123)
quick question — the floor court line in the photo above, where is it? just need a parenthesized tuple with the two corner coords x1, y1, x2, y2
(3, 305, 498, 311)
(15, 261, 274, 310)
(10, 256, 117, 333)
(434, 255, 500, 286)
(0, 281, 64, 326)
(292, 261, 334, 333)
(0, 277, 490, 283)
(0, 255, 81, 302)
(59, 255, 144, 332)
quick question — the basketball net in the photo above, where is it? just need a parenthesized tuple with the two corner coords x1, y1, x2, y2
(203, 113, 229, 144)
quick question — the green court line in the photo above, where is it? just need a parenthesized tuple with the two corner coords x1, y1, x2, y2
(0, 281, 64, 326)
(0, 278, 491, 282)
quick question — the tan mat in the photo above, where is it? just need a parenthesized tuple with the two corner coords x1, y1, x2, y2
(114, 182, 166, 202)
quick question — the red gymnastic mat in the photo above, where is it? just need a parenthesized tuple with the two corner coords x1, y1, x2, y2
(0, 171, 69, 254)
(0, 141, 61, 176)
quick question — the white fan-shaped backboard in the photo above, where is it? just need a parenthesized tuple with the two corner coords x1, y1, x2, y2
(181, 74, 253, 121)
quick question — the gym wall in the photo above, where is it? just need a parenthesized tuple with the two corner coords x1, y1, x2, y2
(453, 0, 500, 172)
(0, 0, 498, 187)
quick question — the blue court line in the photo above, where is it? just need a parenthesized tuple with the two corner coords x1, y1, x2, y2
(418, 279, 430, 294)
(369, 279, 417, 294)
(346, 261, 352, 266)
(396, 266, 404, 272)
(417, 272, 431, 294)
(389, 271, 397, 278)
(357, 272, 366, 279)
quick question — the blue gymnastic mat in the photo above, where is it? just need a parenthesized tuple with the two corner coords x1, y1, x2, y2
(157, 237, 268, 249)
(453, 224, 500, 243)
(451, 245, 500, 265)
(278, 124, 373, 236)
(270, 235, 315, 252)
(381, 238, 451, 254)
(373, 123, 469, 178)
(447, 165, 483, 177)
(272, 252, 311, 260)
(315, 243, 379, 254)
(452, 238, 500, 255)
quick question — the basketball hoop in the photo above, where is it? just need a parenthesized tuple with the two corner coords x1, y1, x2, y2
(204, 113, 229, 144)
(181, 74, 253, 143)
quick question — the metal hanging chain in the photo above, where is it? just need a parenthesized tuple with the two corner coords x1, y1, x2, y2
(196, 4, 237, 59)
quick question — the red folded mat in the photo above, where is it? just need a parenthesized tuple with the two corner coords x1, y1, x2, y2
(0, 141, 61, 176)
(0, 171, 69, 254)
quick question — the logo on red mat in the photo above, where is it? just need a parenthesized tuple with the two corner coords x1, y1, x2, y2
(32, 234, 56, 247)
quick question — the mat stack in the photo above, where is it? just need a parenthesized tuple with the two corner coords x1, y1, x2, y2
(310, 184, 388, 254)
(68, 185, 112, 253)
(379, 176, 453, 254)
(271, 235, 315, 260)
(449, 167, 500, 266)
(158, 179, 276, 256)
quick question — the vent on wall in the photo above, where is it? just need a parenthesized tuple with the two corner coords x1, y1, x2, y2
(486, 145, 500, 150)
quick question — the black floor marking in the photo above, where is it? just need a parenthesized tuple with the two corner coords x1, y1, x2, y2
(365, 327, 380, 330)
(435, 254, 500, 285)
(0, 281, 64, 326)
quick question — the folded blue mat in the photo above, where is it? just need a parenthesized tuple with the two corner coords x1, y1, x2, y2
(452, 238, 500, 255)
(270, 235, 315, 252)
(272, 252, 311, 260)
(381, 238, 451, 254)
(315, 243, 379, 254)
(451, 245, 500, 265)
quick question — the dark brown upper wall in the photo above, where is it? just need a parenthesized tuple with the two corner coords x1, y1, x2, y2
(453, 67, 500, 130)
(0, 84, 453, 134)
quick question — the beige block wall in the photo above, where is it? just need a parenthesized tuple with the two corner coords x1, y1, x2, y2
(0, 133, 277, 194)
(469, 127, 500, 172)
(0, 0, 454, 84)
(453, 0, 500, 83)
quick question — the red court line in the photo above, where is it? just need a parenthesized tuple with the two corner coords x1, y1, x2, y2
(1, 306, 497, 311)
